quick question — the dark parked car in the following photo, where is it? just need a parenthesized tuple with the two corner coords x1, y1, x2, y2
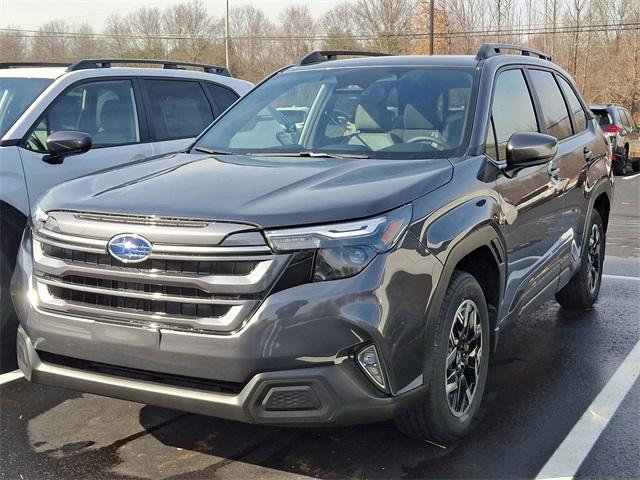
(12, 44, 612, 443)
(591, 104, 640, 174)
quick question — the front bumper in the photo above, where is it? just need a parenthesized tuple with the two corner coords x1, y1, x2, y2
(12, 229, 440, 424)
(17, 326, 425, 425)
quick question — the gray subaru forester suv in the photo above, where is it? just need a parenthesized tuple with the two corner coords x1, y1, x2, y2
(12, 45, 612, 442)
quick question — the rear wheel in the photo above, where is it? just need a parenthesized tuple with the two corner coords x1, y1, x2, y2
(555, 210, 605, 310)
(395, 271, 490, 443)
(632, 159, 639, 173)
(613, 147, 629, 175)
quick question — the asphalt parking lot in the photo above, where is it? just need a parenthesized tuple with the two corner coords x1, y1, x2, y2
(1, 174, 639, 480)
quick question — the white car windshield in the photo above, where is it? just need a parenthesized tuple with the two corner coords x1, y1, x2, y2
(194, 66, 477, 160)
(0, 78, 52, 138)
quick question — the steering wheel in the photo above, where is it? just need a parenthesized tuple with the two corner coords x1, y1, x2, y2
(407, 135, 449, 151)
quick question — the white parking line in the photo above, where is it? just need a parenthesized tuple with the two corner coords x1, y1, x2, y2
(602, 274, 640, 281)
(621, 172, 640, 180)
(535, 340, 640, 479)
(0, 369, 23, 385)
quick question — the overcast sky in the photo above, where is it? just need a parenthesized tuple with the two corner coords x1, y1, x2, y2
(1, 0, 346, 30)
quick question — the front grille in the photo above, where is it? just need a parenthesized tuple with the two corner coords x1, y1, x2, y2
(32, 211, 290, 333)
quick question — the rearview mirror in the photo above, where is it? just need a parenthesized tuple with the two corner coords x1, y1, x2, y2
(505, 132, 557, 168)
(43, 130, 92, 165)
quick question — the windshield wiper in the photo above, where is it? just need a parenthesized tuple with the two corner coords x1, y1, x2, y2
(249, 151, 370, 159)
(192, 147, 234, 155)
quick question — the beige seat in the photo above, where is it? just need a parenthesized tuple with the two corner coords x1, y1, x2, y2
(402, 104, 436, 142)
(349, 103, 398, 151)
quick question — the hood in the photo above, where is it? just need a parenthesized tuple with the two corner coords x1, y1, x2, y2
(39, 152, 453, 228)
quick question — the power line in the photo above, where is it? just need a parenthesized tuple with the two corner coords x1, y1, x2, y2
(0, 22, 638, 41)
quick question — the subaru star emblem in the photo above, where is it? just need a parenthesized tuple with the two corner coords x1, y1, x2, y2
(107, 234, 152, 263)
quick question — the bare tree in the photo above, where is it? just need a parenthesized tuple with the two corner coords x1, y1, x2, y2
(354, 0, 419, 54)
(5, 0, 639, 118)
(229, 5, 279, 81)
(278, 6, 316, 63)
(567, 0, 588, 76)
(320, 1, 362, 51)
(103, 14, 135, 57)
(0, 28, 27, 61)
(30, 21, 71, 61)
(68, 23, 100, 59)
(125, 7, 167, 59)
(163, 0, 218, 63)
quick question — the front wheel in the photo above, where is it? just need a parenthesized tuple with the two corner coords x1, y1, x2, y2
(555, 210, 605, 310)
(395, 271, 490, 443)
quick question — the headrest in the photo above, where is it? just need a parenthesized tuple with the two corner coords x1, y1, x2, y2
(354, 102, 392, 132)
(100, 99, 130, 131)
(404, 104, 434, 130)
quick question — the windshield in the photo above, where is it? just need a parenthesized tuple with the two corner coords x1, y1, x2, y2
(194, 66, 477, 159)
(0, 78, 52, 138)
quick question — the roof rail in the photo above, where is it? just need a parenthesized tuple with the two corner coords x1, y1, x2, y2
(0, 62, 69, 69)
(298, 50, 391, 66)
(67, 59, 232, 77)
(475, 43, 552, 62)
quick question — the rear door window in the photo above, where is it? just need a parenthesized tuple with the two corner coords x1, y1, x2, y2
(529, 70, 572, 140)
(592, 109, 611, 127)
(487, 69, 539, 161)
(205, 83, 239, 113)
(26, 79, 140, 151)
(617, 108, 630, 128)
(144, 80, 214, 140)
(622, 110, 636, 128)
(557, 76, 587, 133)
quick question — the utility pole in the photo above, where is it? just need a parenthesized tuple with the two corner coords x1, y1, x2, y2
(225, 0, 230, 69)
(429, 0, 435, 55)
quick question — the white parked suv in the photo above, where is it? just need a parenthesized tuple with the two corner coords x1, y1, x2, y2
(0, 59, 253, 356)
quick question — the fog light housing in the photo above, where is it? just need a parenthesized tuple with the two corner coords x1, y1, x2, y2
(357, 344, 387, 391)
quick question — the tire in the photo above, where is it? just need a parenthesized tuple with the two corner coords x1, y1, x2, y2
(395, 271, 490, 443)
(0, 247, 19, 371)
(612, 149, 627, 175)
(632, 159, 640, 173)
(0, 248, 15, 329)
(555, 210, 605, 310)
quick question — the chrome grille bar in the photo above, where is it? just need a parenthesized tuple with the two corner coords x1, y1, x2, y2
(35, 281, 257, 332)
(35, 231, 272, 258)
(34, 242, 287, 295)
(35, 275, 252, 305)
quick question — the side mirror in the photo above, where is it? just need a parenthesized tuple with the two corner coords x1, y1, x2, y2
(505, 132, 558, 168)
(43, 130, 92, 165)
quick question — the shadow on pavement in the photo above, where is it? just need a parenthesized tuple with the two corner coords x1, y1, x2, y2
(136, 301, 633, 479)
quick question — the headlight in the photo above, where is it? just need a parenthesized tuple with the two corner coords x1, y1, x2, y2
(265, 204, 412, 281)
(32, 206, 48, 231)
(31, 206, 60, 233)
